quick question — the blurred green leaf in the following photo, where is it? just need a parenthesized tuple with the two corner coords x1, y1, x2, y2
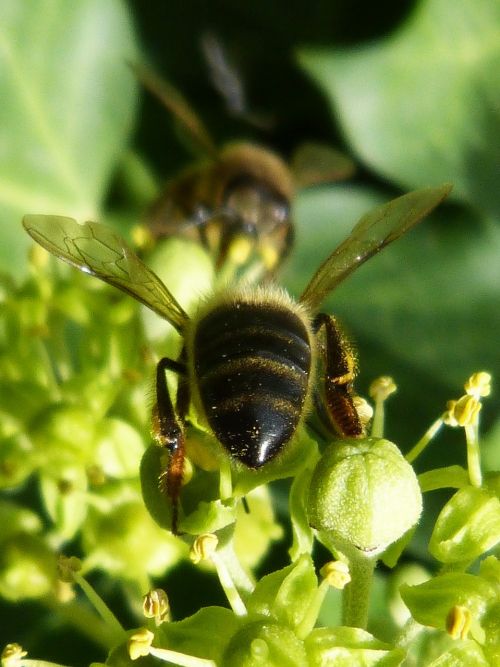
(284, 185, 500, 389)
(0, 0, 138, 271)
(299, 0, 500, 218)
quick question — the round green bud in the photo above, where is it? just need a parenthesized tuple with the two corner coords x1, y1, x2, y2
(81, 485, 186, 579)
(0, 534, 56, 601)
(141, 238, 214, 344)
(222, 620, 308, 667)
(307, 438, 422, 555)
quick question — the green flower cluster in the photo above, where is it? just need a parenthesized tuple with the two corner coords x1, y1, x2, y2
(2, 204, 499, 666)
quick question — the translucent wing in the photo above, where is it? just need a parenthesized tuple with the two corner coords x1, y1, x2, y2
(300, 184, 452, 312)
(291, 142, 356, 189)
(130, 61, 218, 158)
(23, 215, 189, 332)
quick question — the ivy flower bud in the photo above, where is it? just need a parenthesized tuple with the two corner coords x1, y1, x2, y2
(57, 555, 82, 583)
(307, 438, 422, 555)
(0, 535, 57, 601)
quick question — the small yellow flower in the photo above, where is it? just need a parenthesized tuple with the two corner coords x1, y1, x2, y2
(320, 560, 351, 590)
(1, 644, 27, 667)
(446, 605, 472, 640)
(128, 628, 154, 661)
(464, 372, 491, 399)
(449, 395, 482, 428)
(143, 588, 170, 625)
(57, 555, 83, 583)
(369, 376, 397, 402)
(190, 534, 218, 564)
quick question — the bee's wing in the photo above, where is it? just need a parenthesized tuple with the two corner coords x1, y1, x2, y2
(130, 61, 218, 159)
(300, 184, 452, 312)
(291, 142, 356, 189)
(23, 215, 189, 332)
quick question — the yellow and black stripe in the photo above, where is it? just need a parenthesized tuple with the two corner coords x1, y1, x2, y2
(193, 300, 311, 467)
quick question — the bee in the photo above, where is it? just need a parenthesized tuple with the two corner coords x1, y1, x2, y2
(132, 63, 355, 280)
(23, 184, 450, 532)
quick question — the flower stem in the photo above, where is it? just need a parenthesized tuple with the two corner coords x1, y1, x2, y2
(342, 552, 376, 629)
(465, 424, 482, 487)
(406, 417, 443, 464)
(149, 647, 216, 666)
(370, 397, 385, 438)
(219, 457, 232, 500)
(211, 552, 247, 616)
(72, 571, 125, 642)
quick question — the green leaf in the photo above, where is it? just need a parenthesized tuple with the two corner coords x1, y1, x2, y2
(429, 486, 500, 563)
(305, 627, 405, 666)
(299, 0, 500, 218)
(401, 572, 496, 630)
(247, 554, 318, 631)
(284, 184, 500, 390)
(289, 460, 317, 561)
(426, 641, 489, 667)
(418, 466, 470, 492)
(0, 0, 138, 271)
(222, 619, 308, 667)
(160, 606, 242, 664)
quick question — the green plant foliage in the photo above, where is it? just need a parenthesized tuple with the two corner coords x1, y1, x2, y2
(1, 1, 500, 666)
(0, 0, 137, 271)
(299, 0, 500, 219)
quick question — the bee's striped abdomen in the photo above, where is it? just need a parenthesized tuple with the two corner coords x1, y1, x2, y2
(193, 301, 311, 467)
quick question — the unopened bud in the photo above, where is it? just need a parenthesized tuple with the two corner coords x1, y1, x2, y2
(57, 555, 82, 583)
(308, 438, 422, 555)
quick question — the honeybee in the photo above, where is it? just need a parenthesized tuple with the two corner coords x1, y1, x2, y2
(23, 183, 450, 533)
(132, 63, 355, 280)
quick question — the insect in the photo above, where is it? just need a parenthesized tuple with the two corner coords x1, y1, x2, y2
(132, 63, 354, 281)
(23, 184, 450, 533)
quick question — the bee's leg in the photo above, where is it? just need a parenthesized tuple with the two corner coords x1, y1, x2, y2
(153, 356, 187, 534)
(313, 313, 364, 438)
